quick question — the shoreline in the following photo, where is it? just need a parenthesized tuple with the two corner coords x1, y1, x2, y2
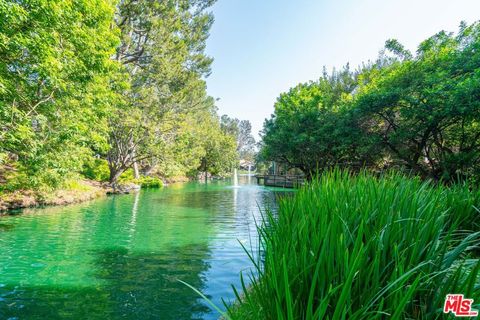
(0, 176, 191, 214)
(0, 180, 107, 213)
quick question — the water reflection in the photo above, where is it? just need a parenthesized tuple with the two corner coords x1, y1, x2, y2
(0, 177, 290, 319)
(93, 246, 212, 320)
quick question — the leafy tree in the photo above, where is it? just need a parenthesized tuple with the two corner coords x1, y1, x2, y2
(355, 22, 480, 181)
(260, 22, 480, 183)
(199, 122, 237, 177)
(260, 67, 371, 178)
(220, 115, 256, 161)
(106, 0, 217, 184)
(0, 0, 119, 189)
(0, 0, 240, 191)
(237, 120, 256, 160)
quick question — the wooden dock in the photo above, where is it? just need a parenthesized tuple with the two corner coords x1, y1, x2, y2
(255, 174, 305, 188)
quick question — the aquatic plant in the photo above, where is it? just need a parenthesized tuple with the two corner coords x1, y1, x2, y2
(227, 169, 480, 319)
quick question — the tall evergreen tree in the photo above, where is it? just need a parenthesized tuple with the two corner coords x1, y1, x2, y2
(107, 0, 217, 184)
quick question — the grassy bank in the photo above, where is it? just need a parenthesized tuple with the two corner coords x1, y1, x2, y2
(0, 180, 106, 212)
(0, 160, 167, 212)
(227, 170, 480, 319)
(0, 174, 165, 212)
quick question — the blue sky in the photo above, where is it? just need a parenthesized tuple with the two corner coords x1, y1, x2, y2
(205, 0, 480, 139)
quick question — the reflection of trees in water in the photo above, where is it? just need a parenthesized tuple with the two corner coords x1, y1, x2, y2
(0, 244, 213, 320)
(0, 284, 115, 320)
(93, 245, 213, 320)
(0, 182, 288, 320)
(90, 190, 216, 319)
(155, 187, 230, 212)
(156, 181, 285, 216)
(0, 222, 14, 231)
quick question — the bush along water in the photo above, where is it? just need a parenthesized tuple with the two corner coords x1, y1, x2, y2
(227, 169, 480, 319)
(136, 176, 163, 188)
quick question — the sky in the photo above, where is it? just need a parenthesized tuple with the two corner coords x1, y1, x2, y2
(205, 0, 480, 139)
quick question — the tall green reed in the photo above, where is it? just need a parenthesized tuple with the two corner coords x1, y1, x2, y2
(227, 169, 480, 319)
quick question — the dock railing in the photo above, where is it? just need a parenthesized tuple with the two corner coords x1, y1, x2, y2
(255, 174, 305, 188)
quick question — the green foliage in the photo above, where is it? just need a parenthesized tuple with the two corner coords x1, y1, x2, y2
(260, 22, 480, 183)
(228, 170, 480, 319)
(195, 111, 239, 177)
(60, 178, 93, 192)
(221, 115, 256, 162)
(118, 168, 135, 183)
(261, 66, 374, 177)
(1, 0, 237, 190)
(0, 0, 120, 190)
(106, 0, 221, 183)
(1, 161, 82, 192)
(0, 166, 29, 192)
(113, 169, 163, 188)
(82, 158, 110, 182)
(355, 22, 480, 182)
(136, 176, 163, 188)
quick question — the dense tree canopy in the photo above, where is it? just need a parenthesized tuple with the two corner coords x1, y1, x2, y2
(106, 0, 225, 184)
(0, 0, 238, 192)
(0, 0, 119, 189)
(356, 22, 480, 181)
(260, 22, 480, 182)
(260, 67, 375, 178)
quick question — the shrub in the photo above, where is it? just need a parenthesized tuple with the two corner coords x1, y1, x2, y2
(117, 168, 135, 183)
(136, 176, 163, 188)
(227, 170, 480, 319)
(82, 158, 110, 182)
(0, 164, 67, 192)
(60, 178, 91, 192)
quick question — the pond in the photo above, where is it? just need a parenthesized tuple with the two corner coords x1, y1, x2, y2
(0, 176, 290, 320)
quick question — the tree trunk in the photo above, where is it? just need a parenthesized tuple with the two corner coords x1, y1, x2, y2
(141, 165, 154, 176)
(133, 161, 140, 179)
(201, 157, 208, 183)
(132, 146, 140, 179)
(109, 167, 123, 186)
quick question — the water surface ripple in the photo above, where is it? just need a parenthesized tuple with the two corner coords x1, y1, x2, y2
(0, 177, 290, 320)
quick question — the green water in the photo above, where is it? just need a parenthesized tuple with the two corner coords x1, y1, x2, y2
(0, 177, 289, 319)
